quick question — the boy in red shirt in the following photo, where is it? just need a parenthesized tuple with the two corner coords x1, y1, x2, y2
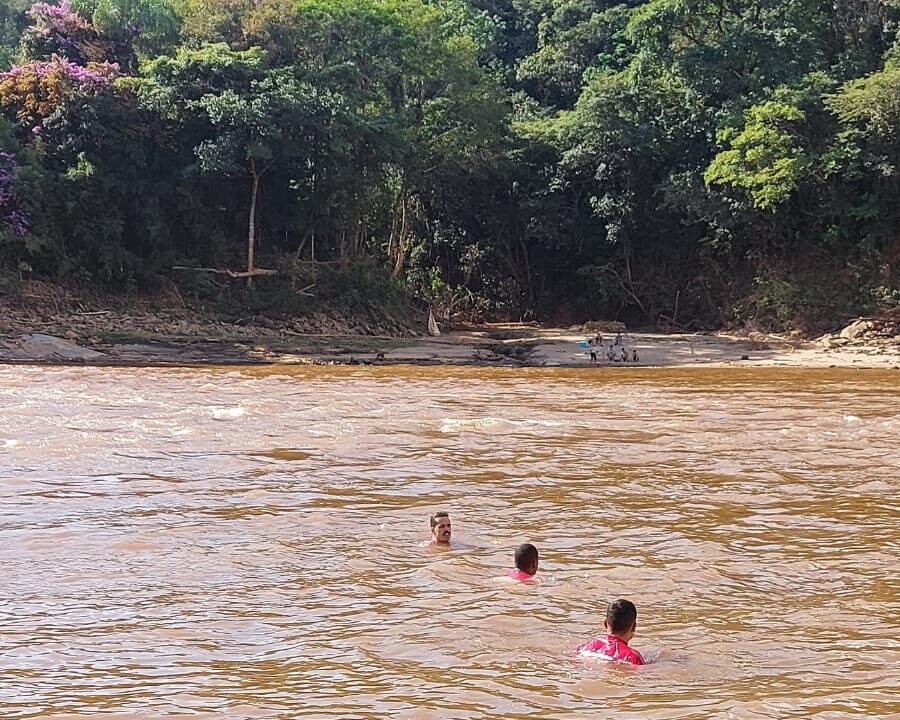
(576, 598, 645, 665)
(507, 543, 539, 582)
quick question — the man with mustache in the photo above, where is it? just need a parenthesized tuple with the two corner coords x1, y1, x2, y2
(429, 511, 452, 547)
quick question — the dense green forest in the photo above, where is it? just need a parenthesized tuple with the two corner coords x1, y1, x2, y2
(1, 0, 898, 331)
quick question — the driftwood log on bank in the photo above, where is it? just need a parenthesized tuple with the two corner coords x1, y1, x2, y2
(172, 266, 278, 279)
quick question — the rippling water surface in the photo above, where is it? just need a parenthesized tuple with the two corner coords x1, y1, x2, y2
(1, 365, 898, 719)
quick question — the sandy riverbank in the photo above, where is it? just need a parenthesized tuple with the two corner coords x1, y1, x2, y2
(402, 326, 900, 369)
(2, 280, 898, 367)
(363, 324, 900, 369)
(2, 313, 899, 368)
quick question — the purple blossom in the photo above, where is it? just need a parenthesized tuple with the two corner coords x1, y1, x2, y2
(1, 56, 120, 88)
(27, 0, 74, 21)
(25, 0, 98, 64)
(26, 0, 87, 34)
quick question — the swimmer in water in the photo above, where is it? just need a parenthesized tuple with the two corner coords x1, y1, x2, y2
(429, 511, 452, 547)
(575, 598, 645, 665)
(506, 542, 539, 582)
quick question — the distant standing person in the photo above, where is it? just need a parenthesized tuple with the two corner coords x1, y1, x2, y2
(614, 332, 623, 346)
(575, 598, 645, 665)
(589, 340, 598, 365)
(429, 511, 452, 547)
(632, 348, 639, 362)
(507, 543, 540, 582)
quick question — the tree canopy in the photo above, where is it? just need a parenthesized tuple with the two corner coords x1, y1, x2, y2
(1, 0, 899, 330)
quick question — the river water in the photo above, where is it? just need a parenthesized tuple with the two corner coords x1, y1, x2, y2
(0, 365, 897, 719)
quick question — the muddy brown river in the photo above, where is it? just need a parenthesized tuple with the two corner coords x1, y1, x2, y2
(1, 365, 897, 719)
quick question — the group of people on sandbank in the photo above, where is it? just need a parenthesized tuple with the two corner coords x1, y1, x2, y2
(585, 332, 639, 365)
(427, 511, 645, 665)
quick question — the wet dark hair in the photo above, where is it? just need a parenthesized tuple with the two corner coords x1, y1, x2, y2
(430, 511, 449, 529)
(514, 543, 539, 571)
(606, 599, 637, 633)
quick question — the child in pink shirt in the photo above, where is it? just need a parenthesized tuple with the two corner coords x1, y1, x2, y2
(506, 543, 539, 582)
(576, 598, 645, 665)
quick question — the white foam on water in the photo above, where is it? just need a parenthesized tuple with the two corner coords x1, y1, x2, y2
(440, 417, 508, 432)
(211, 406, 246, 421)
(439, 417, 563, 433)
(577, 649, 617, 662)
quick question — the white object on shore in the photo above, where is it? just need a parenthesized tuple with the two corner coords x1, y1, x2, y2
(428, 310, 441, 336)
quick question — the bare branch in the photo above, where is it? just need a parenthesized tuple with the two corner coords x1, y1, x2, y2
(172, 266, 278, 278)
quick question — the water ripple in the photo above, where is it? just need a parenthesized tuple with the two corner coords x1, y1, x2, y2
(0, 366, 897, 718)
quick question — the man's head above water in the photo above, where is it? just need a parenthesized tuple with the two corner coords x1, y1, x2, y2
(430, 511, 452, 545)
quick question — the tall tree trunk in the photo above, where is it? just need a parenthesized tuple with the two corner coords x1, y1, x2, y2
(518, 235, 534, 306)
(247, 158, 260, 287)
(354, 220, 365, 259)
(391, 193, 408, 278)
(387, 202, 399, 260)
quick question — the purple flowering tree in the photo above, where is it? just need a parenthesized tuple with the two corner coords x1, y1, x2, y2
(0, 56, 119, 129)
(19, 0, 177, 73)
(21, 0, 113, 65)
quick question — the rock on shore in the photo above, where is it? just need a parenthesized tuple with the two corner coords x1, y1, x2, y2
(0, 333, 105, 362)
